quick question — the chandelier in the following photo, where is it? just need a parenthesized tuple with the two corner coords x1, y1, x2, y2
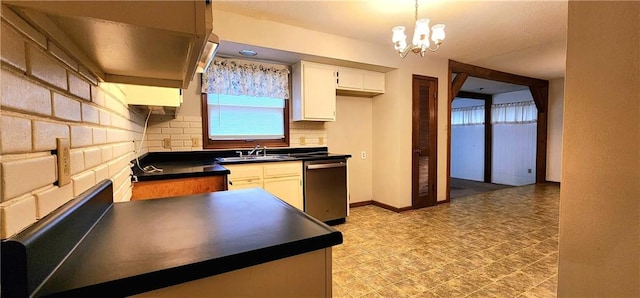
(392, 0, 446, 58)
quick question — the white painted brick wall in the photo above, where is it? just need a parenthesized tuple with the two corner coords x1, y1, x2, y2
(0, 69, 51, 116)
(70, 149, 85, 175)
(0, 194, 37, 238)
(33, 183, 74, 219)
(1, 154, 57, 201)
(0, 14, 146, 238)
(27, 45, 68, 90)
(68, 73, 91, 100)
(32, 120, 69, 151)
(0, 115, 32, 153)
(83, 147, 102, 169)
(1, 22, 27, 71)
(53, 92, 81, 121)
(71, 170, 96, 197)
(70, 126, 93, 148)
(81, 103, 99, 124)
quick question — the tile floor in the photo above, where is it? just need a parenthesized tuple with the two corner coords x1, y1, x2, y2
(332, 183, 559, 297)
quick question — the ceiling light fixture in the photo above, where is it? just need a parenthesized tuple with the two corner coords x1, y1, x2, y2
(392, 0, 445, 58)
(239, 49, 257, 57)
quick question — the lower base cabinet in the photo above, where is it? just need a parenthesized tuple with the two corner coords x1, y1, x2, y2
(132, 248, 332, 298)
(226, 161, 303, 210)
(131, 175, 227, 200)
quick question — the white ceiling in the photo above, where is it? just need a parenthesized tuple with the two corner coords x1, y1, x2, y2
(213, 0, 568, 87)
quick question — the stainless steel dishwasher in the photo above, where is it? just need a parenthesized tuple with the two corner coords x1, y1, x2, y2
(303, 159, 348, 223)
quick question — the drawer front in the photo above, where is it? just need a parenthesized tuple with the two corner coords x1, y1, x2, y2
(228, 179, 262, 190)
(263, 161, 302, 178)
(227, 164, 263, 180)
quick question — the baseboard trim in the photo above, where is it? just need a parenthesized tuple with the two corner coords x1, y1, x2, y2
(349, 201, 373, 208)
(371, 201, 412, 213)
(350, 200, 451, 213)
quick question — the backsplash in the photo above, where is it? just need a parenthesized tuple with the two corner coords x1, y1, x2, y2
(0, 12, 145, 238)
(146, 114, 328, 152)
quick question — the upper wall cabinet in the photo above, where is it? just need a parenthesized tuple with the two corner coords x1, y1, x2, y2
(102, 83, 183, 115)
(336, 67, 385, 96)
(292, 61, 336, 122)
(2, 1, 213, 89)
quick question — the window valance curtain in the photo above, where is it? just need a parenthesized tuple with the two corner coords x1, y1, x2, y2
(492, 101, 537, 124)
(201, 60, 290, 99)
(451, 106, 485, 125)
(451, 101, 538, 125)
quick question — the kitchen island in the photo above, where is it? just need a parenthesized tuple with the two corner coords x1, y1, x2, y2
(1, 181, 342, 297)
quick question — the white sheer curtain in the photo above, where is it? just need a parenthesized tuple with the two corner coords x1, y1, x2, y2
(201, 59, 290, 99)
(451, 106, 485, 125)
(491, 101, 537, 124)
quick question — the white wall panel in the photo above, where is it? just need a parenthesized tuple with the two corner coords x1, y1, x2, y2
(450, 125, 484, 181)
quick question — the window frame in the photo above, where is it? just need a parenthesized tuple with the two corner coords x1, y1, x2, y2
(201, 93, 290, 149)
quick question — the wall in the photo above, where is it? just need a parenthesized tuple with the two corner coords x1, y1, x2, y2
(492, 90, 537, 186)
(546, 78, 563, 182)
(326, 96, 373, 204)
(450, 99, 484, 181)
(450, 125, 484, 181)
(0, 9, 145, 238)
(558, 2, 639, 296)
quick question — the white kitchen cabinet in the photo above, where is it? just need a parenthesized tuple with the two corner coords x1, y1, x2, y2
(263, 162, 303, 210)
(336, 67, 385, 96)
(225, 161, 303, 210)
(226, 164, 263, 190)
(117, 83, 183, 107)
(292, 61, 336, 122)
(362, 70, 385, 93)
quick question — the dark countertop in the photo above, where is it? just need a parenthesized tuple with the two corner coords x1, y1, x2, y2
(35, 188, 343, 297)
(134, 161, 229, 181)
(133, 147, 351, 182)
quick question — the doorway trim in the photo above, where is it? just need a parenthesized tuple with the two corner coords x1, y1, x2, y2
(412, 75, 438, 209)
(447, 60, 549, 200)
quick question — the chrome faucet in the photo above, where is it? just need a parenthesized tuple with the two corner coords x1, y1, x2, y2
(248, 145, 261, 156)
(263, 146, 268, 157)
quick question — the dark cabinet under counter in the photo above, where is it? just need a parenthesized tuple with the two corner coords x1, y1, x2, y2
(131, 175, 228, 200)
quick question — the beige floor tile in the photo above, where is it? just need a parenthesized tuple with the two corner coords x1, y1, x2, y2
(333, 184, 559, 297)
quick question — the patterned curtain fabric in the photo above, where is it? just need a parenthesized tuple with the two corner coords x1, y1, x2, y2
(201, 60, 290, 99)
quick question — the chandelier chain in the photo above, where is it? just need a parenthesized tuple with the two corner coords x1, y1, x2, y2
(414, 0, 418, 22)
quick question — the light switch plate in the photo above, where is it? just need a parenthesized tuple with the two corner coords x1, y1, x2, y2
(56, 138, 71, 186)
(300, 136, 306, 145)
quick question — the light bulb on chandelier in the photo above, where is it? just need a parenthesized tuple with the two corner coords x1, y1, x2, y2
(392, 0, 446, 58)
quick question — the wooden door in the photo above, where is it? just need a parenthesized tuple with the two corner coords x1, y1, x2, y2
(412, 75, 438, 208)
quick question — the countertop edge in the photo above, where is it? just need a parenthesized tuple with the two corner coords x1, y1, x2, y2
(51, 233, 342, 297)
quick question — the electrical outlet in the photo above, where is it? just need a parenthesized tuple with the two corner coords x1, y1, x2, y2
(163, 138, 171, 148)
(300, 136, 306, 145)
(56, 138, 71, 186)
(361, 151, 367, 159)
(319, 136, 324, 145)
(191, 138, 199, 147)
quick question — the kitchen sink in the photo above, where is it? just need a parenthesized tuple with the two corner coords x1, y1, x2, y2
(216, 155, 296, 163)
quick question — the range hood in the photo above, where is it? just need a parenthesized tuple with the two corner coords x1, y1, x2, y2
(197, 33, 219, 73)
(3, 1, 214, 89)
